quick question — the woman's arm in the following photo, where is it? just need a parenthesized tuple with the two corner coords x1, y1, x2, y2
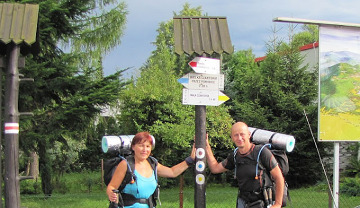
(157, 144, 196, 178)
(106, 160, 127, 202)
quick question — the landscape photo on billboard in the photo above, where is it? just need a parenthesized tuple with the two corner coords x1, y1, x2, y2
(319, 25, 360, 141)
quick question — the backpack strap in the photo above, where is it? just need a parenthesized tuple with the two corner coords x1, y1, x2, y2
(120, 193, 156, 207)
(233, 147, 238, 179)
(147, 156, 160, 206)
(124, 156, 137, 184)
(255, 144, 272, 180)
(120, 155, 160, 207)
(147, 156, 158, 182)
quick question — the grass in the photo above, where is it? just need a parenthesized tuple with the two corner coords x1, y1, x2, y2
(19, 172, 360, 208)
(20, 185, 360, 208)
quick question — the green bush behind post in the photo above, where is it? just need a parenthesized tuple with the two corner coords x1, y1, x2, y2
(20, 179, 42, 195)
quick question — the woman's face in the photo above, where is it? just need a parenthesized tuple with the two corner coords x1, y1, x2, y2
(132, 140, 152, 160)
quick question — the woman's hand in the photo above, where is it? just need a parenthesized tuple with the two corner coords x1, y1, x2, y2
(107, 189, 118, 203)
(190, 142, 196, 159)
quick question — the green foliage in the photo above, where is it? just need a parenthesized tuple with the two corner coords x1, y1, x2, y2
(80, 171, 101, 193)
(20, 180, 42, 195)
(16, 0, 129, 195)
(291, 24, 319, 48)
(119, 58, 196, 167)
(344, 143, 360, 177)
(347, 157, 360, 177)
(78, 116, 124, 170)
(48, 136, 86, 175)
(116, 4, 233, 176)
(52, 178, 69, 194)
(223, 42, 330, 187)
(340, 176, 360, 196)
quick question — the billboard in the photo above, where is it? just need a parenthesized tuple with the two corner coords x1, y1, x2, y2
(318, 25, 360, 141)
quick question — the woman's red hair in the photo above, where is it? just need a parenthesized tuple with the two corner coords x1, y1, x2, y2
(131, 132, 153, 147)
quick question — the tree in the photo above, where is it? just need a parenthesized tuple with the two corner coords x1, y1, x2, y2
(223, 37, 329, 187)
(117, 4, 234, 187)
(18, 0, 129, 195)
(291, 24, 319, 48)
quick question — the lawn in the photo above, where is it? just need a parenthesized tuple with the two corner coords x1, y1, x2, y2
(20, 185, 360, 208)
(18, 172, 360, 208)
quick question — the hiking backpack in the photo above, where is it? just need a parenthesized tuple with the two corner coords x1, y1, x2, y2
(103, 154, 160, 208)
(233, 144, 290, 207)
(103, 155, 158, 189)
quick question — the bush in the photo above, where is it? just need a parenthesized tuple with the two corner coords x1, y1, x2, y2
(52, 178, 69, 194)
(344, 143, 360, 177)
(20, 179, 42, 194)
(80, 171, 101, 193)
(340, 176, 360, 196)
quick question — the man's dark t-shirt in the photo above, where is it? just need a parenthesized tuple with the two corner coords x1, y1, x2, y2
(221, 144, 278, 193)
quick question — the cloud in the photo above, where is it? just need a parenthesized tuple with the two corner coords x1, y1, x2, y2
(103, 0, 360, 77)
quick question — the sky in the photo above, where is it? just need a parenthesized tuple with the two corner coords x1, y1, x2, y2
(102, 0, 360, 77)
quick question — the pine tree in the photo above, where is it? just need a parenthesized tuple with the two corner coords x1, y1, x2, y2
(18, 0, 128, 194)
(223, 42, 329, 186)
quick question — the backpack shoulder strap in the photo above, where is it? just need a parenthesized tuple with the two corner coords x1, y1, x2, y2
(117, 155, 136, 191)
(233, 147, 238, 179)
(126, 155, 136, 180)
(255, 144, 272, 178)
(147, 156, 158, 181)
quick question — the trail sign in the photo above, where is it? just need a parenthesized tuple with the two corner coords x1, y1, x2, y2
(188, 57, 220, 74)
(178, 73, 224, 90)
(182, 89, 229, 106)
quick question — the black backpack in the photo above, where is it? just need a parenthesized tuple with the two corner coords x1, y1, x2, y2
(233, 144, 290, 207)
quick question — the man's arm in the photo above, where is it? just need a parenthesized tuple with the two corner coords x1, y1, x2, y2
(205, 137, 228, 174)
(270, 165, 285, 208)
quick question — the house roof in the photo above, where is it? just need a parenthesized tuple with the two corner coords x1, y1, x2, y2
(254, 42, 319, 62)
(173, 16, 234, 56)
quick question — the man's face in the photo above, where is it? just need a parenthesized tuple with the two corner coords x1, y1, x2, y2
(231, 123, 250, 148)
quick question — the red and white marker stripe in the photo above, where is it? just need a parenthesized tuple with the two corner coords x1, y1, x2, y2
(4, 123, 19, 134)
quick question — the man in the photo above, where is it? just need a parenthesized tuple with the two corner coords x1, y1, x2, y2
(206, 122, 284, 208)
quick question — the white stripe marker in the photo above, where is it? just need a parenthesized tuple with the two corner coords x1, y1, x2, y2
(5, 123, 19, 134)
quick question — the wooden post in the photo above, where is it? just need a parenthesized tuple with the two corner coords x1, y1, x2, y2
(101, 159, 104, 190)
(4, 43, 21, 208)
(0, 56, 4, 208)
(179, 174, 184, 208)
(194, 105, 206, 208)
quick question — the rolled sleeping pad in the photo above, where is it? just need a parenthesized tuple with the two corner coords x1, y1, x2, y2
(102, 135, 156, 155)
(102, 135, 135, 155)
(249, 127, 295, 152)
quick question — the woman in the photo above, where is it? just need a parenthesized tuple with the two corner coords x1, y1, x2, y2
(106, 131, 195, 208)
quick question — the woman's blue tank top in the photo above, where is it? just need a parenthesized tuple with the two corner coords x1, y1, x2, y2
(122, 170, 157, 208)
